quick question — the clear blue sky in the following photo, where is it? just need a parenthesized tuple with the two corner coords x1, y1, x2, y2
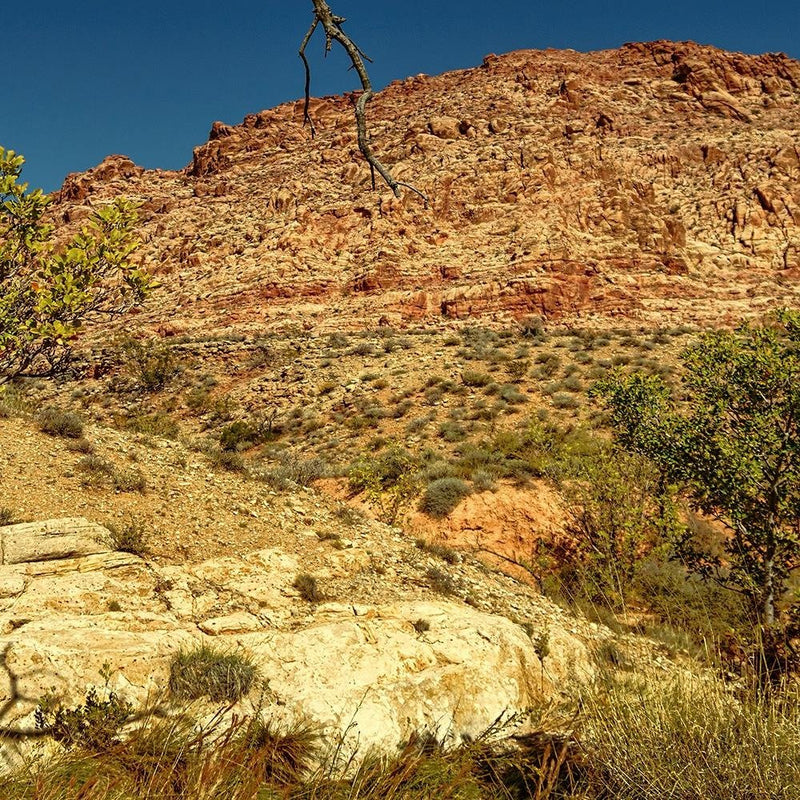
(5, 0, 799, 192)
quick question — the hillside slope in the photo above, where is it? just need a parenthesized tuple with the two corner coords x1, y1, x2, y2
(51, 40, 800, 336)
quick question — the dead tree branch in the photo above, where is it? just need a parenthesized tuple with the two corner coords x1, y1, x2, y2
(301, 1, 427, 205)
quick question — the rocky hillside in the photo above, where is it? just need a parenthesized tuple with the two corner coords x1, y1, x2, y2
(51, 40, 800, 337)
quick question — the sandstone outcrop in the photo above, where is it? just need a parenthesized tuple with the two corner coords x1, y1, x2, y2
(0, 519, 596, 767)
(47, 41, 799, 338)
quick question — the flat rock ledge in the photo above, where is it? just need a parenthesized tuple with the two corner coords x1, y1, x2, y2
(0, 519, 595, 768)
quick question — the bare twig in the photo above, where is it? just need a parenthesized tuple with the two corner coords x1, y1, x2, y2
(301, 1, 428, 205)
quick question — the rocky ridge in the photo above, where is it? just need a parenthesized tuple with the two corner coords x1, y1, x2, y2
(51, 40, 800, 337)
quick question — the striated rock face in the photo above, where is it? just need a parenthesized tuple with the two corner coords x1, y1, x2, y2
(51, 41, 800, 334)
(0, 519, 594, 766)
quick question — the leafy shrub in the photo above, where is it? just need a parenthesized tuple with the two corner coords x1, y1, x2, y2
(420, 478, 471, 518)
(348, 444, 418, 523)
(169, 646, 257, 702)
(38, 407, 84, 438)
(35, 687, 133, 751)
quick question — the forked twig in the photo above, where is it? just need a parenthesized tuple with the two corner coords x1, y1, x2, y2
(300, 1, 428, 205)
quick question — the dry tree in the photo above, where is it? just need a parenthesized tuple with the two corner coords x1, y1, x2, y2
(300, 0, 427, 204)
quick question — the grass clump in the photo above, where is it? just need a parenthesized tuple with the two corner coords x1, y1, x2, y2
(38, 406, 84, 438)
(293, 573, 323, 603)
(420, 478, 471, 518)
(169, 645, 257, 702)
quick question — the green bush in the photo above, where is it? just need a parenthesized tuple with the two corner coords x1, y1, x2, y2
(169, 646, 257, 702)
(34, 687, 132, 752)
(420, 478, 471, 518)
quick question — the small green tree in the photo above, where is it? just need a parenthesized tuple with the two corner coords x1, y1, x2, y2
(0, 147, 149, 383)
(348, 443, 418, 524)
(594, 311, 800, 625)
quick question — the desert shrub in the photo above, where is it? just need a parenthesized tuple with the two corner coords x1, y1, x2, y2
(534, 351, 561, 376)
(293, 573, 323, 603)
(258, 452, 328, 488)
(0, 507, 16, 525)
(38, 406, 84, 438)
(185, 386, 213, 413)
(349, 342, 375, 356)
(552, 392, 580, 409)
(499, 384, 526, 404)
(219, 420, 259, 451)
(438, 421, 467, 442)
(208, 448, 246, 472)
(76, 454, 116, 487)
(119, 336, 180, 392)
(169, 646, 257, 702)
(461, 370, 492, 387)
(420, 478, 471, 518)
(506, 359, 529, 381)
(107, 520, 150, 557)
(112, 467, 147, 493)
(66, 436, 94, 453)
(125, 411, 180, 439)
(424, 386, 444, 405)
(519, 314, 545, 338)
(471, 469, 497, 492)
(426, 566, 459, 596)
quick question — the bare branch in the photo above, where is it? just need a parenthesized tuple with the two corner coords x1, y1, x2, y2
(302, 1, 428, 205)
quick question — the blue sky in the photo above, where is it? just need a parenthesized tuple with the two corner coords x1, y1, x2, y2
(5, 0, 798, 192)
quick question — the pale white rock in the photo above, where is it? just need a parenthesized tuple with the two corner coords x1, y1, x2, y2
(1, 518, 110, 565)
(199, 611, 264, 635)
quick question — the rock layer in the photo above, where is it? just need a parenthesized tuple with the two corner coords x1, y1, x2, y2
(50, 41, 800, 336)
